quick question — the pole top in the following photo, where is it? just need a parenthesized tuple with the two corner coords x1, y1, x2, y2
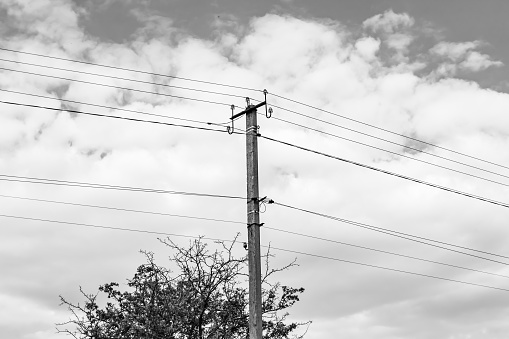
(231, 101, 266, 120)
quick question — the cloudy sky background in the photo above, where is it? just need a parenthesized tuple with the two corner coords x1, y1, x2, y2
(2, 0, 509, 338)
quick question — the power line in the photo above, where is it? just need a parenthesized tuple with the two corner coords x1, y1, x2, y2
(267, 114, 509, 189)
(0, 100, 244, 135)
(0, 88, 231, 127)
(268, 246, 509, 293)
(269, 104, 509, 181)
(2, 212, 507, 293)
(0, 194, 244, 225)
(3, 45, 505, 174)
(4, 97, 508, 264)
(264, 226, 509, 279)
(260, 134, 509, 210)
(0, 47, 261, 92)
(0, 213, 236, 243)
(0, 174, 246, 200)
(3, 192, 505, 279)
(270, 92, 509, 171)
(9, 54, 507, 193)
(0, 57, 250, 100)
(4, 100, 502, 256)
(0, 67, 237, 107)
(7, 55, 505, 184)
(271, 201, 509, 265)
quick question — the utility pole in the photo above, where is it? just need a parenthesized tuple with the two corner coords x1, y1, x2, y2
(246, 103, 262, 339)
(230, 99, 266, 339)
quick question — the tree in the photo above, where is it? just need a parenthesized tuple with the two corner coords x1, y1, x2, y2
(57, 235, 310, 339)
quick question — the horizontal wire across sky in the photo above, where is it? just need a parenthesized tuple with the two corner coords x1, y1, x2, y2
(2, 50, 509, 188)
(1, 192, 508, 278)
(2, 210, 509, 293)
(2, 48, 509, 294)
(2, 99, 508, 210)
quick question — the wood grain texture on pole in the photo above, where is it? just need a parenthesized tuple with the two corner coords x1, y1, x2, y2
(246, 105, 263, 339)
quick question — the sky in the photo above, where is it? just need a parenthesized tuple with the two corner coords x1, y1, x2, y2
(1, 0, 509, 338)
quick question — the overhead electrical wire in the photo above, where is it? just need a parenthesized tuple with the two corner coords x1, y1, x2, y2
(264, 226, 509, 279)
(3, 177, 500, 265)
(5, 50, 507, 182)
(2, 212, 508, 293)
(0, 67, 237, 107)
(10, 92, 505, 205)
(270, 92, 509, 171)
(269, 104, 509, 181)
(270, 200, 509, 264)
(5, 48, 509, 293)
(266, 114, 509, 189)
(0, 47, 262, 92)
(2, 192, 506, 279)
(3, 46, 506, 174)
(0, 100, 244, 136)
(6, 99, 503, 212)
(3, 49, 509, 287)
(4, 192, 509, 282)
(7, 91, 504, 199)
(3, 100, 508, 252)
(0, 213, 236, 243)
(3, 88, 505, 191)
(268, 246, 509, 293)
(0, 57, 250, 100)
(0, 194, 244, 225)
(0, 174, 246, 200)
(260, 135, 509, 210)
(0, 88, 233, 128)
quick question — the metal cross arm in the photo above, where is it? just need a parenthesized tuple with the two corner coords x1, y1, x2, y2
(231, 101, 266, 120)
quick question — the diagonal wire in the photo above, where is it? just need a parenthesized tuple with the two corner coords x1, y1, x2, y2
(0, 88, 232, 127)
(0, 100, 244, 135)
(271, 201, 509, 264)
(260, 134, 509, 210)
(264, 226, 509, 279)
(269, 104, 509, 181)
(0, 47, 261, 92)
(269, 246, 509, 293)
(0, 57, 248, 99)
(0, 194, 244, 225)
(0, 213, 236, 243)
(3, 193, 507, 279)
(267, 114, 509, 189)
(2, 212, 508, 292)
(0, 67, 237, 107)
(270, 93, 509, 171)
(0, 174, 246, 200)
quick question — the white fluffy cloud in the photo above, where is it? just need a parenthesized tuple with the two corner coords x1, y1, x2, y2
(431, 41, 481, 60)
(1, 2, 509, 339)
(363, 9, 414, 33)
(431, 41, 503, 75)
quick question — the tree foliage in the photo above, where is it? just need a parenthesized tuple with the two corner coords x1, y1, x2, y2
(57, 236, 309, 339)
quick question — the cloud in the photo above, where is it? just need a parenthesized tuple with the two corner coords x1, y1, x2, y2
(1, 2, 509, 339)
(355, 36, 381, 60)
(361, 10, 417, 65)
(460, 50, 503, 71)
(386, 32, 413, 52)
(431, 41, 481, 60)
(430, 41, 503, 76)
(363, 9, 414, 33)
(3, 0, 90, 55)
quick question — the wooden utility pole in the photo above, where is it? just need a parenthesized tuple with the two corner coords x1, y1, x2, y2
(246, 104, 262, 339)
(230, 99, 266, 339)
